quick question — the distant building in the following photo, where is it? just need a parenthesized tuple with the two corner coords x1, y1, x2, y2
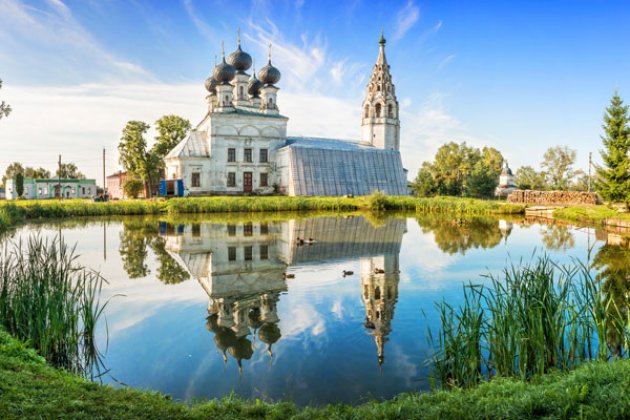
(5, 178, 97, 200)
(164, 32, 408, 196)
(495, 161, 517, 197)
(0, 187, 5, 200)
(106, 171, 128, 200)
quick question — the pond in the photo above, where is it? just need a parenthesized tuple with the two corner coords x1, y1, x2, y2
(8, 213, 630, 406)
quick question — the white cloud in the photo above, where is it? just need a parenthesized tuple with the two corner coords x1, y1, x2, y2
(393, 0, 420, 41)
(0, 0, 152, 84)
(437, 54, 456, 70)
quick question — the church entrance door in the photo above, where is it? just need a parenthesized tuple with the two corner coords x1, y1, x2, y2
(243, 172, 253, 193)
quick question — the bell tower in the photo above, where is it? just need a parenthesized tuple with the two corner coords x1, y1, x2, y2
(361, 32, 400, 150)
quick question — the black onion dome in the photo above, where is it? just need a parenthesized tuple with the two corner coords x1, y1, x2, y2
(259, 60, 281, 85)
(248, 73, 263, 97)
(204, 76, 217, 94)
(213, 57, 236, 84)
(228, 45, 252, 74)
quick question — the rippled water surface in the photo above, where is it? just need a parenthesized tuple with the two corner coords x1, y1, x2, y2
(9, 213, 628, 406)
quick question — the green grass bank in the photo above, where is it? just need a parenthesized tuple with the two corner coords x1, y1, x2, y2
(0, 196, 525, 232)
(554, 206, 630, 228)
(1, 328, 629, 419)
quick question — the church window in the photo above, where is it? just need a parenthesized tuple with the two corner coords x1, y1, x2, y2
(260, 245, 269, 260)
(375, 103, 382, 118)
(228, 246, 237, 261)
(260, 223, 269, 235)
(388, 104, 393, 118)
(227, 224, 236, 236)
(239, 86, 244, 99)
(375, 286, 381, 300)
(376, 311, 381, 320)
(192, 224, 201, 237)
(244, 222, 253, 237)
(244, 246, 253, 261)
(227, 148, 236, 162)
(377, 85, 381, 92)
(260, 173, 268, 187)
(268, 97, 273, 105)
(364, 105, 370, 118)
(259, 148, 268, 163)
(191, 172, 201, 187)
(227, 172, 236, 187)
(244, 148, 253, 163)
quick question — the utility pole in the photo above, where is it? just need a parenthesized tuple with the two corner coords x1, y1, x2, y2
(58, 154, 62, 199)
(102, 148, 106, 194)
(588, 152, 592, 193)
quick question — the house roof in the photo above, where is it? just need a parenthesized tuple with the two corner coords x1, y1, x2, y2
(165, 130, 210, 159)
(281, 137, 375, 151)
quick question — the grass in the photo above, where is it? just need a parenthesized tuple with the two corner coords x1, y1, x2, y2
(1, 327, 630, 419)
(428, 255, 628, 390)
(0, 236, 105, 376)
(0, 196, 525, 232)
(554, 206, 630, 227)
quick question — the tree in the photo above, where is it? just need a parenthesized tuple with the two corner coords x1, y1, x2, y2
(412, 162, 437, 196)
(55, 163, 85, 179)
(514, 165, 546, 190)
(152, 115, 191, 161)
(1, 162, 24, 188)
(595, 91, 630, 204)
(123, 179, 144, 199)
(118, 121, 156, 197)
(0, 79, 11, 121)
(24, 167, 51, 179)
(541, 146, 579, 190)
(15, 173, 24, 198)
(465, 162, 497, 198)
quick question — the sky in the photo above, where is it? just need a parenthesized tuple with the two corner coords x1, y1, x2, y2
(1, 0, 630, 183)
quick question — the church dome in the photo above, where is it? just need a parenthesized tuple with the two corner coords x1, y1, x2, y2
(213, 57, 236, 84)
(204, 76, 217, 94)
(248, 72, 263, 97)
(228, 45, 252, 74)
(259, 60, 281, 85)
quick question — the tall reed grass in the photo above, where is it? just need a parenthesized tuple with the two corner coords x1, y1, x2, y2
(0, 235, 106, 376)
(428, 255, 628, 389)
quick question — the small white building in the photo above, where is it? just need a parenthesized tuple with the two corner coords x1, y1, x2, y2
(165, 32, 408, 196)
(495, 162, 517, 197)
(5, 178, 97, 200)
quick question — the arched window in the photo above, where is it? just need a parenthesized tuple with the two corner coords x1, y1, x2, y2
(375, 103, 382, 118)
(224, 95, 229, 105)
(268, 97, 273, 105)
(364, 104, 370, 118)
(239, 86, 244, 99)
(377, 85, 381, 92)
(388, 104, 393, 118)
(375, 286, 381, 300)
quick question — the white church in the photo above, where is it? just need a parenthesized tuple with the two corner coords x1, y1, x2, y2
(165, 32, 408, 196)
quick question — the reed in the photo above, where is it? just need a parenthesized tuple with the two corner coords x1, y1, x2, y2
(428, 255, 629, 389)
(0, 235, 106, 376)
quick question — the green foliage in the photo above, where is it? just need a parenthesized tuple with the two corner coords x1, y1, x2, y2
(152, 115, 192, 162)
(1, 325, 630, 418)
(0, 78, 11, 120)
(428, 255, 628, 390)
(541, 145, 581, 190)
(1, 162, 24, 189)
(123, 178, 144, 199)
(56, 162, 85, 179)
(464, 162, 497, 198)
(14, 173, 24, 198)
(413, 142, 503, 198)
(514, 165, 546, 190)
(367, 190, 387, 211)
(596, 91, 630, 204)
(24, 167, 51, 179)
(119, 121, 155, 196)
(0, 236, 104, 375)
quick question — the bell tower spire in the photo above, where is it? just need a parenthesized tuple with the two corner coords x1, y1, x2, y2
(361, 32, 400, 150)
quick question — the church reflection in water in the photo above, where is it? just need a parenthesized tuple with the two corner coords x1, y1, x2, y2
(159, 216, 407, 369)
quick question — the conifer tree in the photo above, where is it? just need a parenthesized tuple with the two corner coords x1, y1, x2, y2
(596, 91, 630, 204)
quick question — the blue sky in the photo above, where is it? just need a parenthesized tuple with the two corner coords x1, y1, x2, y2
(1, 0, 629, 181)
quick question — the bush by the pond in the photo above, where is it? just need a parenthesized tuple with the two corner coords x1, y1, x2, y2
(429, 255, 629, 389)
(0, 236, 105, 375)
(1, 326, 630, 418)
